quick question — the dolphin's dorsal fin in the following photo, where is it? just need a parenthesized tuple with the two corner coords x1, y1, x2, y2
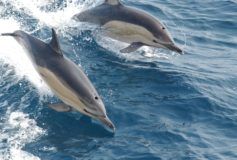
(105, 0, 121, 5)
(50, 28, 63, 56)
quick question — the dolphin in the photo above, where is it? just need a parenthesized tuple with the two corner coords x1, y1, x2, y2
(73, 0, 182, 54)
(1, 29, 115, 131)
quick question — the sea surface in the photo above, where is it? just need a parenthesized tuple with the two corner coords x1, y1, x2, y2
(0, 0, 237, 159)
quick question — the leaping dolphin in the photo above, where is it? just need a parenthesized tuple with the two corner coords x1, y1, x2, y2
(1, 29, 115, 131)
(73, 0, 182, 54)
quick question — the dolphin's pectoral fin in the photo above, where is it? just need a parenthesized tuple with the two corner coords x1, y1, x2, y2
(120, 42, 143, 53)
(48, 103, 72, 112)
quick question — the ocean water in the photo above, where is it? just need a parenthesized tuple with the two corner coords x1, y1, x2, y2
(0, 0, 237, 159)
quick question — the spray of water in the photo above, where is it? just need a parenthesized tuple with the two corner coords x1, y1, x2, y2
(0, 110, 45, 160)
(3, 0, 101, 27)
(0, 18, 51, 95)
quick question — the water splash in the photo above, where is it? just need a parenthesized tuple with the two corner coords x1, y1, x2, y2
(0, 18, 51, 95)
(0, 111, 45, 160)
(3, 0, 101, 28)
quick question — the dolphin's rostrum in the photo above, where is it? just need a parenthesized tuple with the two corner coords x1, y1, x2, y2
(73, 0, 182, 54)
(1, 29, 115, 132)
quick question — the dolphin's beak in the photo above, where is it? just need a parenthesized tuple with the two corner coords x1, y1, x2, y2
(165, 43, 183, 54)
(98, 116, 115, 132)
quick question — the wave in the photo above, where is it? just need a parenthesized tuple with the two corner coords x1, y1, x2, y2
(0, 110, 45, 160)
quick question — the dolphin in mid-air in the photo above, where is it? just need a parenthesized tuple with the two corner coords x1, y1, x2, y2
(1, 29, 115, 131)
(73, 0, 182, 54)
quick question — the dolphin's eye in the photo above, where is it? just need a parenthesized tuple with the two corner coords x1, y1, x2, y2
(162, 27, 165, 30)
(153, 40, 158, 43)
(95, 96, 99, 100)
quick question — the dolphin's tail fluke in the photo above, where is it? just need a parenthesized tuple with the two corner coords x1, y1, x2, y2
(1, 33, 16, 37)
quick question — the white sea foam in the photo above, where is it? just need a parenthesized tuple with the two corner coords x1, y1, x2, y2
(0, 18, 48, 160)
(0, 111, 45, 160)
(3, 0, 101, 28)
(0, 19, 51, 95)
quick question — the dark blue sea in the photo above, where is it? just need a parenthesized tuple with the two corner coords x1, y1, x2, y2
(0, 0, 237, 159)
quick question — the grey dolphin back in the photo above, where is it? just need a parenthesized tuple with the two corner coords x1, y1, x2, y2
(50, 28, 63, 57)
(73, 0, 123, 25)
